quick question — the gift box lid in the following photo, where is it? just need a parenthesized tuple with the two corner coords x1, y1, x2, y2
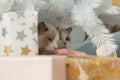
(0, 56, 66, 80)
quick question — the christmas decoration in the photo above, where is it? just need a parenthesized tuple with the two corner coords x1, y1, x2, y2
(67, 55, 120, 80)
(0, 0, 38, 56)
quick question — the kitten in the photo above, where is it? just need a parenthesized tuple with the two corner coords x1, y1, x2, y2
(38, 21, 59, 55)
(57, 27, 72, 49)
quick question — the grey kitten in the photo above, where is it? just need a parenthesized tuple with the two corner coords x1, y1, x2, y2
(38, 21, 59, 55)
(57, 27, 72, 49)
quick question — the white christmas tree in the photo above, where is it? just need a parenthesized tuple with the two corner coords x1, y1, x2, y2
(71, 0, 120, 57)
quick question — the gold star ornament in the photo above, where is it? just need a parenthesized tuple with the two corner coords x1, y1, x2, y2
(21, 45, 31, 55)
(4, 45, 13, 56)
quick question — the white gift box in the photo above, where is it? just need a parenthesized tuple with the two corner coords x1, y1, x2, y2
(0, 56, 66, 80)
(0, 10, 38, 56)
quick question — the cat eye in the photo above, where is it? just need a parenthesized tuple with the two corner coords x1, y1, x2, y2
(48, 37, 53, 42)
(66, 37, 70, 41)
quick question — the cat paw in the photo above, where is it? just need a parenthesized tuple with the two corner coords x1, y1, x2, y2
(55, 49, 86, 56)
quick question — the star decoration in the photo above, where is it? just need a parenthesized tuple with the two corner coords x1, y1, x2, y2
(33, 38, 38, 44)
(11, 18, 14, 21)
(21, 22, 26, 25)
(17, 12, 25, 18)
(16, 30, 26, 41)
(0, 16, 2, 20)
(32, 14, 34, 16)
(30, 23, 37, 34)
(4, 45, 13, 56)
(21, 45, 31, 55)
(56, 17, 62, 21)
(36, 52, 39, 55)
(2, 28, 8, 38)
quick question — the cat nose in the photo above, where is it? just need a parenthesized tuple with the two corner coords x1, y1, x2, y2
(63, 42, 67, 45)
(54, 46, 58, 49)
(54, 47, 58, 50)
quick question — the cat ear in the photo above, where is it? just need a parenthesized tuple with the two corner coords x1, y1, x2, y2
(66, 27, 72, 34)
(38, 21, 48, 32)
(56, 26, 59, 30)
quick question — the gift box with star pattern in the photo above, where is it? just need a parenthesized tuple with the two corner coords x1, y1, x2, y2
(0, 10, 38, 56)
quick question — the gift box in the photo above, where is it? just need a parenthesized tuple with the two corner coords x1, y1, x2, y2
(66, 55, 120, 80)
(0, 10, 38, 56)
(112, 0, 120, 6)
(0, 56, 66, 80)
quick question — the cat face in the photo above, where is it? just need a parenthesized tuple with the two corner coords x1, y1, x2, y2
(57, 27, 72, 49)
(38, 22, 59, 53)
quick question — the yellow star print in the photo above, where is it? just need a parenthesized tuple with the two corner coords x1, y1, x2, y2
(4, 45, 13, 56)
(21, 45, 31, 55)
